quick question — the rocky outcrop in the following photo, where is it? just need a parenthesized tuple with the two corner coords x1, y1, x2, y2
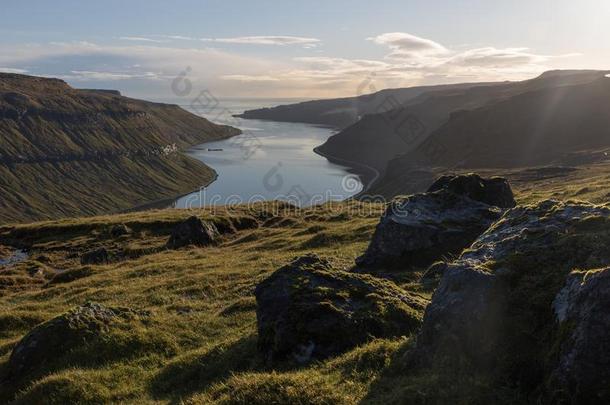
(412, 200, 610, 400)
(255, 254, 426, 364)
(7, 302, 149, 380)
(550, 267, 610, 402)
(426, 174, 516, 208)
(80, 247, 109, 265)
(110, 224, 130, 238)
(357, 174, 511, 268)
(166, 216, 219, 249)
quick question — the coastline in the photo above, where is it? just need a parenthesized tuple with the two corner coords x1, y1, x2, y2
(122, 129, 241, 214)
(312, 146, 381, 197)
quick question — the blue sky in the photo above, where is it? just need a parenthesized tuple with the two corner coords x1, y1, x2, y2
(1, 0, 607, 99)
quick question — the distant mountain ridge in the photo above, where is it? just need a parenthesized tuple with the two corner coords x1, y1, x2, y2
(235, 81, 499, 129)
(0, 73, 240, 223)
(239, 70, 610, 196)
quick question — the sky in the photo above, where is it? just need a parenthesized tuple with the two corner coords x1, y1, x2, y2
(0, 0, 608, 100)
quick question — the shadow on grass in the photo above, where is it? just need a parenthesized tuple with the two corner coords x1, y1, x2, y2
(149, 334, 260, 402)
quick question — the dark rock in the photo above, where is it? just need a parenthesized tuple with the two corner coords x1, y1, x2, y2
(7, 302, 149, 380)
(255, 254, 426, 364)
(166, 216, 219, 249)
(80, 247, 109, 265)
(110, 224, 130, 237)
(550, 267, 610, 402)
(421, 261, 449, 284)
(412, 200, 610, 399)
(357, 182, 504, 268)
(427, 173, 516, 208)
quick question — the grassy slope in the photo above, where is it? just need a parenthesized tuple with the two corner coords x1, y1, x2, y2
(0, 73, 240, 224)
(0, 164, 608, 404)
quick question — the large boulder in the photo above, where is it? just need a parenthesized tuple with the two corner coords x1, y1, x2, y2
(412, 200, 610, 400)
(255, 254, 426, 364)
(550, 267, 610, 402)
(357, 174, 512, 268)
(427, 173, 516, 208)
(7, 302, 149, 381)
(166, 216, 219, 249)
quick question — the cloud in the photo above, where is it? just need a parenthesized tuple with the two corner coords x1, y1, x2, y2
(221, 74, 280, 82)
(0, 34, 582, 98)
(119, 36, 169, 43)
(368, 32, 448, 60)
(447, 47, 549, 68)
(0, 67, 28, 74)
(201, 36, 320, 46)
(63, 70, 165, 81)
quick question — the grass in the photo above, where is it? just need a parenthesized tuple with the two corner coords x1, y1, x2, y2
(0, 164, 608, 403)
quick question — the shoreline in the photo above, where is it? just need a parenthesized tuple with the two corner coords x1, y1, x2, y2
(312, 146, 381, 198)
(122, 129, 241, 214)
(129, 121, 378, 213)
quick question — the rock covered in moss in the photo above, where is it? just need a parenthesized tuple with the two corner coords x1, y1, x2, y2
(80, 247, 109, 265)
(110, 223, 130, 238)
(166, 216, 219, 249)
(550, 267, 610, 402)
(255, 254, 426, 363)
(413, 200, 610, 400)
(357, 174, 511, 268)
(427, 173, 516, 208)
(7, 302, 149, 380)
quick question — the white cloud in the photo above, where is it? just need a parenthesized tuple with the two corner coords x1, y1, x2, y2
(447, 47, 549, 68)
(201, 36, 320, 46)
(119, 36, 169, 43)
(0, 67, 28, 74)
(64, 70, 165, 81)
(221, 74, 280, 82)
(0, 34, 582, 98)
(368, 32, 448, 60)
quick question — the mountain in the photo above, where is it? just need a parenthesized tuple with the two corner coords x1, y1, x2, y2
(368, 74, 610, 197)
(235, 82, 498, 129)
(0, 73, 240, 223)
(315, 70, 609, 184)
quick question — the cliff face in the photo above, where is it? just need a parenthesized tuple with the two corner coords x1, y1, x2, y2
(0, 73, 240, 223)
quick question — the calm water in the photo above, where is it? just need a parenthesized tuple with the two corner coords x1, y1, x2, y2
(173, 99, 363, 208)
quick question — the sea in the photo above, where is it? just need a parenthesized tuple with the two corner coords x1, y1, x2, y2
(166, 98, 363, 209)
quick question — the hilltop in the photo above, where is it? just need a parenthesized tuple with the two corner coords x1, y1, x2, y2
(0, 165, 608, 403)
(0, 73, 240, 224)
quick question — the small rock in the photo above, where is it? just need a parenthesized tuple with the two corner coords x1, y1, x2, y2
(255, 254, 426, 364)
(166, 216, 219, 249)
(110, 224, 130, 237)
(80, 247, 109, 265)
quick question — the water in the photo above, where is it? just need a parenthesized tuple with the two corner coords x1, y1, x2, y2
(173, 99, 363, 208)
(0, 249, 28, 267)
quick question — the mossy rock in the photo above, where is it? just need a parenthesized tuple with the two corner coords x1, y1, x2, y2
(413, 200, 610, 401)
(357, 175, 508, 269)
(255, 254, 426, 364)
(166, 216, 219, 249)
(6, 302, 150, 382)
(549, 267, 610, 402)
